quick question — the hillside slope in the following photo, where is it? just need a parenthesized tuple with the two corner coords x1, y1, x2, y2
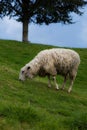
(0, 40, 87, 130)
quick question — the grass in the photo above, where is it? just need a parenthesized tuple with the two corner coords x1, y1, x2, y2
(0, 40, 87, 130)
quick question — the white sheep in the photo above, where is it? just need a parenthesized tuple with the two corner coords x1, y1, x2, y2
(19, 48, 80, 93)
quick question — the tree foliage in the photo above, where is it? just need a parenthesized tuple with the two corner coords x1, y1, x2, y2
(0, 0, 87, 42)
(0, 0, 87, 24)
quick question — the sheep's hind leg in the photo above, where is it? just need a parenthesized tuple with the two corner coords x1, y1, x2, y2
(61, 75, 68, 90)
(53, 76, 59, 90)
(68, 79, 74, 93)
(48, 75, 52, 88)
(68, 75, 76, 93)
(68, 72, 77, 93)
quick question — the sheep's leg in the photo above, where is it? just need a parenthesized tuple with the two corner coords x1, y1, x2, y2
(48, 75, 52, 88)
(53, 76, 59, 90)
(61, 76, 67, 90)
(68, 79, 74, 93)
(68, 71, 77, 93)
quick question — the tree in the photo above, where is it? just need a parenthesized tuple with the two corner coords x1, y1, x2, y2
(0, 0, 87, 42)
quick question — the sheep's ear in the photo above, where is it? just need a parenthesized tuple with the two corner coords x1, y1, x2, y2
(27, 66, 30, 70)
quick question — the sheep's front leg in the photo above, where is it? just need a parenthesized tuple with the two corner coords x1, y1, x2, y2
(53, 76, 59, 90)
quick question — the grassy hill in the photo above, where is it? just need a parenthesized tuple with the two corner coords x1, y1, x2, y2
(0, 40, 87, 130)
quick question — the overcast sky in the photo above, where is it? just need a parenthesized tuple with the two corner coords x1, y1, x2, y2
(0, 8, 87, 48)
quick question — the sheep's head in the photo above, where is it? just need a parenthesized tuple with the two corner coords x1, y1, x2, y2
(19, 65, 34, 81)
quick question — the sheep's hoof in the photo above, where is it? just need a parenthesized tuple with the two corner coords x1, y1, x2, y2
(55, 87, 59, 91)
(48, 85, 51, 88)
(61, 87, 65, 90)
(68, 89, 71, 93)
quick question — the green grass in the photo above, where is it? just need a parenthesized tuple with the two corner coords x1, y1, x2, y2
(0, 40, 87, 130)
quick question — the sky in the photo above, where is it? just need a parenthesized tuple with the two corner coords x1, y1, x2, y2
(0, 8, 87, 48)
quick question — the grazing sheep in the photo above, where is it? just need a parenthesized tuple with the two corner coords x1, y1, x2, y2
(19, 48, 80, 93)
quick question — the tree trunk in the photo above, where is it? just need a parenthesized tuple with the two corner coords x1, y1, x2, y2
(22, 20, 29, 42)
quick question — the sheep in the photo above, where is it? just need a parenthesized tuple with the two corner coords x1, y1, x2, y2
(19, 48, 80, 93)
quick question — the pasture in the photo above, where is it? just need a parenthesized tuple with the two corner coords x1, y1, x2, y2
(0, 40, 87, 130)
